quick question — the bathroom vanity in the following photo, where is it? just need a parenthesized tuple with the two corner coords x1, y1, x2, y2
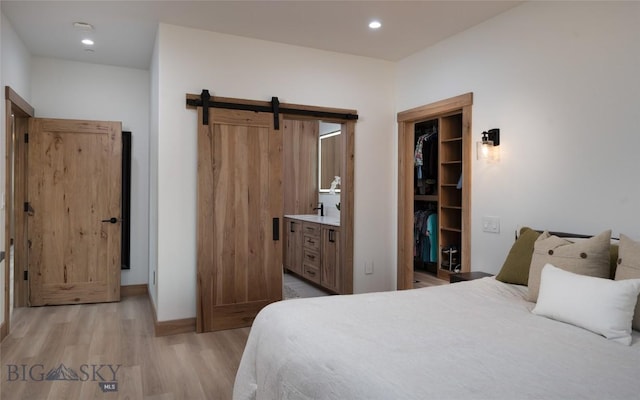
(284, 215, 342, 294)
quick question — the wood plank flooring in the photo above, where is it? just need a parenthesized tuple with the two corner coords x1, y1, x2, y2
(413, 270, 448, 288)
(0, 295, 249, 400)
(2, 273, 446, 399)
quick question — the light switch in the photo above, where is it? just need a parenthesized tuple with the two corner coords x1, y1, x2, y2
(482, 216, 500, 233)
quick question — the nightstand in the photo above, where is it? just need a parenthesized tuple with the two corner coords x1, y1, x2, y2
(450, 271, 493, 283)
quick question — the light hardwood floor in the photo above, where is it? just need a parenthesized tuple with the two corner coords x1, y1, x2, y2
(0, 295, 249, 400)
(413, 270, 448, 288)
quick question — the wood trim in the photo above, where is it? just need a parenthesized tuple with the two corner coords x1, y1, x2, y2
(397, 93, 472, 123)
(4, 87, 35, 342)
(397, 120, 415, 290)
(146, 289, 196, 336)
(341, 120, 355, 294)
(121, 284, 148, 298)
(461, 105, 473, 273)
(4, 101, 11, 338)
(155, 317, 197, 337)
(397, 93, 473, 290)
(5, 86, 34, 117)
(0, 321, 6, 342)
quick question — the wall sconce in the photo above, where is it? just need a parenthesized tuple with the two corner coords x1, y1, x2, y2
(477, 128, 500, 161)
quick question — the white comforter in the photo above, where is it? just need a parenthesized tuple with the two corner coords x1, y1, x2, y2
(233, 278, 640, 400)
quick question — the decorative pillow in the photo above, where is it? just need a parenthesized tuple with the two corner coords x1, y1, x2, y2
(527, 230, 611, 302)
(532, 264, 640, 345)
(615, 234, 640, 331)
(496, 228, 548, 286)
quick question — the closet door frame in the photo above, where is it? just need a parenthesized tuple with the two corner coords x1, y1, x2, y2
(397, 93, 473, 290)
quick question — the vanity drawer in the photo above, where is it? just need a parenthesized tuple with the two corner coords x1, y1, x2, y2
(303, 234, 321, 251)
(303, 248, 320, 267)
(302, 222, 321, 238)
(302, 263, 321, 284)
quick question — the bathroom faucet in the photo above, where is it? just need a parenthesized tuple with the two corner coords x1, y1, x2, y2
(313, 202, 324, 217)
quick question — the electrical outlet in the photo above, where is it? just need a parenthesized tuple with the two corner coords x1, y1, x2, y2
(482, 216, 500, 233)
(365, 261, 374, 275)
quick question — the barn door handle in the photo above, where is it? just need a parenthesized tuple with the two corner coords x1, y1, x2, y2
(101, 217, 120, 224)
(273, 218, 280, 241)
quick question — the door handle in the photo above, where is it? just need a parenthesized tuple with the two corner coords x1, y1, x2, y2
(101, 217, 121, 224)
(273, 217, 280, 241)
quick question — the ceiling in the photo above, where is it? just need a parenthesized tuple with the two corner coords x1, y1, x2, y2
(1, 1, 521, 70)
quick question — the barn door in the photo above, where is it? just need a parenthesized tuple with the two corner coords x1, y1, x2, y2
(27, 118, 122, 306)
(197, 108, 283, 332)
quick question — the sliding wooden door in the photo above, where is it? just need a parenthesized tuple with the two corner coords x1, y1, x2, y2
(197, 108, 283, 332)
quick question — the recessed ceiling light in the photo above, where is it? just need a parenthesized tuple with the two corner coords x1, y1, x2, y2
(73, 22, 94, 31)
(369, 20, 381, 29)
(82, 39, 94, 46)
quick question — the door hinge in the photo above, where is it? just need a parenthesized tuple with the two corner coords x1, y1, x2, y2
(24, 133, 29, 143)
(24, 270, 28, 281)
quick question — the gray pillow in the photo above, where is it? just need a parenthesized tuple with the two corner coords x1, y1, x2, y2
(527, 230, 611, 302)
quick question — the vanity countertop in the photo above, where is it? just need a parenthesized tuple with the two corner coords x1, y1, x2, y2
(284, 214, 340, 227)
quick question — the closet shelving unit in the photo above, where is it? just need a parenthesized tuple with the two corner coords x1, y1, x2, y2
(437, 113, 464, 279)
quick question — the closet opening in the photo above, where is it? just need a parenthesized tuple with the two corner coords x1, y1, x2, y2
(397, 93, 473, 290)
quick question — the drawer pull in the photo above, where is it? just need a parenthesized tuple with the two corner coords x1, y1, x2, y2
(329, 229, 336, 243)
(307, 254, 315, 260)
(307, 270, 316, 276)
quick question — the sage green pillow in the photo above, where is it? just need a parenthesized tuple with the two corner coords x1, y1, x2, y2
(496, 227, 544, 286)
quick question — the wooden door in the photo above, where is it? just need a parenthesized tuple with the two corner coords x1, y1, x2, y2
(197, 108, 283, 333)
(27, 118, 122, 306)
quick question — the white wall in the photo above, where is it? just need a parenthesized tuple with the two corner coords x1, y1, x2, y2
(155, 24, 395, 321)
(1, 12, 32, 328)
(31, 57, 150, 286)
(396, 2, 640, 274)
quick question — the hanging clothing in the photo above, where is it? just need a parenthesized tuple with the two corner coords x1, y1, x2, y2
(414, 128, 437, 190)
(427, 213, 438, 262)
(414, 209, 438, 264)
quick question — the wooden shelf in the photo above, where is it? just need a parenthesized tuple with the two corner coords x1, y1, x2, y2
(441, 137, 462, 143)
(441, 205, 462, 210)
(441, 226, 462, 233)
(442, 160, 462, 165)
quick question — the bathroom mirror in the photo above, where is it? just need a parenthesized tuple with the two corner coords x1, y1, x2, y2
(319, 123, 342, 192)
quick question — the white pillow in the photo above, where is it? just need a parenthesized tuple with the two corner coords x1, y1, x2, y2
(532, 263, 640, 345)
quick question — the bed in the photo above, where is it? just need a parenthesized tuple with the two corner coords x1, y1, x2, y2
(233, 230, 640, 400)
